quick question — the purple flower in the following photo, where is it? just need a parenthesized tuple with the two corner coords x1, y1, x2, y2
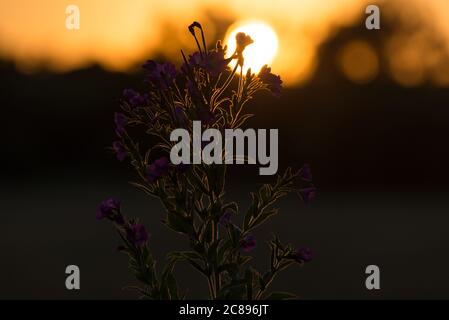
(187, 49, 228, 77)
(112, 141, 127, 162)
(122, 88, 137, 100)
(203, 50, 229, 76)
(180, 60, 190, 75)
(147, 156, 170, 183)
(219, 210, 232, 226)
(299, 187, 316, 204)
(126, 223, 149, 247)
(176, 162, 190, 174)
(114, 112, 127, 137)
(174, 106, 188, 128)
(240, 234, 257, 252)
(186, 80, 203, 103)
(142, 60, 177, 89)
(236, 32, 254, 54)
(188, 52, 203, 66)
(122, 89, 147, 108)
(294, 248, 313, 263)
(96, 198, 121, 220)
(183, 46, 229, 78)
(197, 108, 215, 126)
(299, 164, 312, 181)
(258, 65, 283, 97)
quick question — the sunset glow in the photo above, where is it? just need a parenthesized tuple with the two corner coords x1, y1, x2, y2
(1, 0, 449, 87)
(224, 21, 279, 73)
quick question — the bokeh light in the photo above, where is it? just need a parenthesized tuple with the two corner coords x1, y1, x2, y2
(339, 40, 379, 84)
(1, 0, 449, 87)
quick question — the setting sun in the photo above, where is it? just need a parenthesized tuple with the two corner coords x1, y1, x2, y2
(225, 21, 279, 73)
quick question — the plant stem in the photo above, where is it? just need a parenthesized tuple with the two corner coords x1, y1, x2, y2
(255, 260, 294, 300)
(207, 276, 216, 299)
(213, 220, 221, 295)
(211, 63, 238, 111)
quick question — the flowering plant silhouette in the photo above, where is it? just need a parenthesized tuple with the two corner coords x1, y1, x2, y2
(97, 22, 315, 300)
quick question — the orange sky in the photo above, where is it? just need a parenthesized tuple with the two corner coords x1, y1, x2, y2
(1, 0, 449, 87)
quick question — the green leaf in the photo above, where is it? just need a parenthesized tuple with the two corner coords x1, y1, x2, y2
(165, 211, 193, 235)
(174, 193, 187, 214)
(217, 239, 232, 265)
(217, 263, 239, 276)
(217, 280, 247, 300)
(129, 181, 155, 196)
(264, 292, 298, 300)
(261, 272, 272, 290)
(180, 251, 204, 262)
(238, 255, 253, 265)
(222, 202, 238, 214)
(210, 201, 222, 219)
(243, 192, 258, 230)
(159, 259, 180, 300)
(168, 251, 207, 276)
(258, 273, 266, 291)
(245, 269, 253, 300)
(190, 167, 210, 194)
(166, 273, 179, 300)
(198, 219, 212, 243)
(208, 164, 226, 195)
(250, 208, 279, 229)
(228, 224, 242, 249)
(207, 238, 223, 266)
(233, 113, 254, 128)
(243, 168, 300, 232)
